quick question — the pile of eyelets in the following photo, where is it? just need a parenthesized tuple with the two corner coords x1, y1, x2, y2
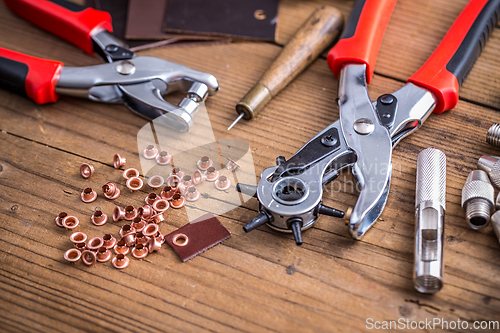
(58, 145, 239, 269)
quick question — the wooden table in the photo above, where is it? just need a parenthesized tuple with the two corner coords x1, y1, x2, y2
(1, 0, 499, 332)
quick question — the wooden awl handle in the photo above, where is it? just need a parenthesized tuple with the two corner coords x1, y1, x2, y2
(236, 6, 343, 121)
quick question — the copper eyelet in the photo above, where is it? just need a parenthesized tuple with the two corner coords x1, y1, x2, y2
(152, 213, 165, 223)
(91, 210, 108, 226)
(225, 158, 240, 171)
(102, 233, 117, 249)
(102, 182, 120, 200)
(155, 151, 172, 165)
(138, 205, 154, 221)
(81, 250, 97, 266)
(172, 233, 189, 247)
(132, 244, 149, 259)
(81, 187, 97, 203)
(131, 217, 147, 233)
(64, 248, 81, 263)
(112, 254, 130, 269)
(69, 232, 87, 245)
(55, 212, 68, 228)
(113, 206, 126, 222)
(147, 175, 164, 189)
(96, 247, 112, 262)
(75, 242, 87, 252)
(160, 186, 178, 201)
(215, 175, 231, 191)
(113, 239, 130, 255)
(185, 186, 200, 202)
(113, 153, 126, 169)
(135, 231, 150, 246)
(145, 193, 160, 205)
(123, 168, 140, 180)
(80, 163, 95, 179)
(170, 194, 186, 209)
(192, 169, 206, 185)
(143, 144, 159, 159)
(182, 175, 193, 188)
(142, 223, 159, 237)
(205, 167, 219, 182)
(124, 205, 138, 221)
(148, 236, 163, 252)
(62, 215, 79, 230)
(126, 177, 143, 191)
(120, 224, 136, 238)
(87, 237, 104, 251)
(197, 156, 213, 171)
(152, 199, 169, 213)
(166, 175, 181, 187)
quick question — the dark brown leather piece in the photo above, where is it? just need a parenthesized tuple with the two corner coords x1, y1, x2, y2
(165, 214, 231, 262)
(163, 0, 279, 41)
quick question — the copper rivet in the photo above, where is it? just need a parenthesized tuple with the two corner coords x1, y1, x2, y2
(102, 182, 120, 200)
(123, 168, 139, 180)
(192, 169, 206, 185)
(169, 167, 184, 180)
(170, 194, 186, 209)
(124, 205, 138, 221)
(132, 218, 147, 233)
(215, 175, 231, 191)
(113, 239, 130, 255)
(142, 223, 159, 237)
(64, 248, 81, 262)
(69, 232, 87, 245)
(75, 242, 87, 252)
(147, 175, 165, 189)
(155, 151, 172, 165)
(126, 177, 143, 191)
(102, 233, 117, 249)
(226, 158, 240, 171)
(87, 237, 104, 251)
(197, 156, 213, 171)
(81, 187, 98, 203)
(173, 233, 189, 247)
(96, 246, 112, 262)
(132, 244, 149, 259)
(112, 253, 130, 269)
(62, 215, 79, 230)
(145, 192, 159, 205)
(80, 163, 95, 179)
(152, 199, 169, 213)
(91, 210, 108, 226)
(185, 186, 200, 202)
(81, 250, 97, 266)
(205, 167, 219, 182)
(55, 212, 67, 228)
(143, 144, 159, 159)
(113, 153, 126, 169)
(113, 206, 126, 222)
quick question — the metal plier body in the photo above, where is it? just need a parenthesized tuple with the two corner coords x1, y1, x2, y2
(242, 0, 500, 244)
(0, 0, 219, 131)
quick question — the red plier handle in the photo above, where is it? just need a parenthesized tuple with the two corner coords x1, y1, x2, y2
(0, 0, 113, 104)
(328, 0, 500, 114)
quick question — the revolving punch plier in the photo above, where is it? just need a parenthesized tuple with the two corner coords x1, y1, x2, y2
(0, 0, 219, 132)
(238, 0, 500, 245)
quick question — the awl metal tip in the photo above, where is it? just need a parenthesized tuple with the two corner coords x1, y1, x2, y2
(227, 112, 244, 131)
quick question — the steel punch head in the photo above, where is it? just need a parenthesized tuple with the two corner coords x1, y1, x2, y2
(461, 170, 494, 230)
(414, 148, 446, 294)
(477, 156, 500, 187)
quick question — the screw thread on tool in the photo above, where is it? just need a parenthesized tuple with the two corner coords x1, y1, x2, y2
(486, 123, 500, 146)
(465, 198, 492, 229)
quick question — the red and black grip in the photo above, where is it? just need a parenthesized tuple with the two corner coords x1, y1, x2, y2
(327, 0, 398, 83)
(0, 48, 62, 104)
(4, 0, 113, 55)
(408, 0, 500, 114)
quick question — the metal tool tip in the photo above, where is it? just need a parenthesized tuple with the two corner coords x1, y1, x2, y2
(227, 113, 244, 131)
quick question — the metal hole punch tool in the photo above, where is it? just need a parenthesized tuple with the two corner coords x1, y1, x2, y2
(0, 0, 219, 132)
(238, 0, 500, 244)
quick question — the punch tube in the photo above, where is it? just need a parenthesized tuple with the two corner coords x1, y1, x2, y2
(414, 148, 446, 293)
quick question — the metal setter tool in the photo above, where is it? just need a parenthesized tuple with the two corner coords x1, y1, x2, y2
(414, 148, 446, 294)
(238, 0, 500, 244)
(228, 6, 343, 130)
(0, 0, 219, 132)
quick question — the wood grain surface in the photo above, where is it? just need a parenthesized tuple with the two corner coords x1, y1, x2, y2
(0, 0, 499, 332)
